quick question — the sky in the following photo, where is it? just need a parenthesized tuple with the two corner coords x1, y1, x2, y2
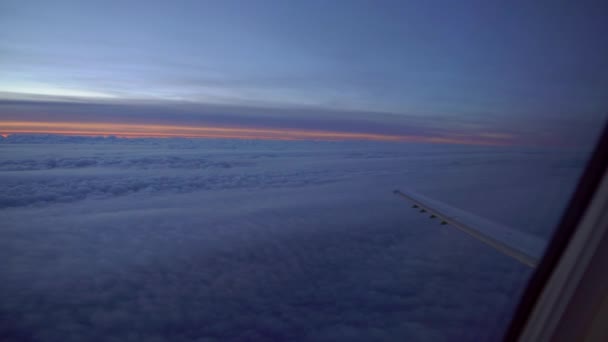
(0, 0, 607, 145)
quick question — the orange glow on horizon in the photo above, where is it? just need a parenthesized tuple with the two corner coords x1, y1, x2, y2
(0, 120, 512, 145)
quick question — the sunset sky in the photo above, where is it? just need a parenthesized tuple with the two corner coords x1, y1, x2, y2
(1, 1, 606, 145)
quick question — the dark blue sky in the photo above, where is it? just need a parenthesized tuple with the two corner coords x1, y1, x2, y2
(0, 0, 606, 145)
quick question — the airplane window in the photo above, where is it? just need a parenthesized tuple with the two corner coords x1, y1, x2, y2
(1, 1, 606, 341)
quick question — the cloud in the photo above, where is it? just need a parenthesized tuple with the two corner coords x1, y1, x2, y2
(0, 153, 253, 171)
(0, 185, 533, 341)
(0, 137, 587, 341)
(0, 135, 587, 212)
(3, 97, 602, 147)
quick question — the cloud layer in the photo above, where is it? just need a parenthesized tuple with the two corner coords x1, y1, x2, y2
(0, 136, 588, 341)
(2, 98, 605, 147)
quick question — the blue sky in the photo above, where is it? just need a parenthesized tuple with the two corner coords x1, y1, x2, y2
(0, 0, 606, 145)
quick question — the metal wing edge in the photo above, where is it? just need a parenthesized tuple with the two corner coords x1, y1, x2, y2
(393, 189, 542, 268)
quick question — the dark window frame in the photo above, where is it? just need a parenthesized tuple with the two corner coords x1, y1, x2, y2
(504, 121, 608, 341)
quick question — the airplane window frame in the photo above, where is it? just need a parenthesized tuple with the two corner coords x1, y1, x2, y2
(505, 121, 608, 341)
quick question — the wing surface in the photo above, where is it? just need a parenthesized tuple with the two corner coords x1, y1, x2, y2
(393, 189, 544, 268)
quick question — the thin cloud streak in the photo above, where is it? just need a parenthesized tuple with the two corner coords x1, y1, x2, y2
(0, 121, 513, 145)
(0, 97, 601, 147)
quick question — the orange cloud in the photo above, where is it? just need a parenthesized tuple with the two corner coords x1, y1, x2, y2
(0, 120, 511, 145)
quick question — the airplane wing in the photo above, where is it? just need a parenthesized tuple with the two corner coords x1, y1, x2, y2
(393, 189, 544, 268)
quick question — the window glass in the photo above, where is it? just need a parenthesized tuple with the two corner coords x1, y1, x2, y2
(1, 1, 606, 341)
